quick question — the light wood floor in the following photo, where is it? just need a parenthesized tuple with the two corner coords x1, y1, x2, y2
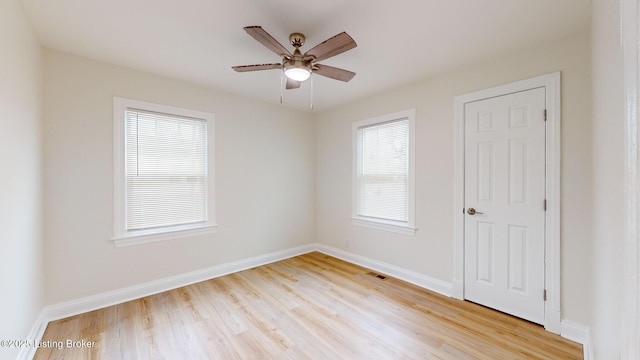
(35, 252, 582, 359)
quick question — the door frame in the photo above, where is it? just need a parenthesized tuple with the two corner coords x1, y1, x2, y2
(452, 72, 561, 333)
(621, 0, 640, 356)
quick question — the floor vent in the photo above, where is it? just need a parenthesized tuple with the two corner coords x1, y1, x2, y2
(366, 272, 387, 280)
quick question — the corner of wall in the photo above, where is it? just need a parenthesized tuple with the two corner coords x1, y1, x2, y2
(0, 1, 46, 360)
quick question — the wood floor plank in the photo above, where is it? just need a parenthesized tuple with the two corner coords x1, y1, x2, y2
(34, 252, 582, 359)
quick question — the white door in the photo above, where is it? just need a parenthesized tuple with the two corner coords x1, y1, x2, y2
(464, 87, 546, 324)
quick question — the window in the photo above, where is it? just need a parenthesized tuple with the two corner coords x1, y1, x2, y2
(113, 97, 216, 247)
(352, 109, 416, 235)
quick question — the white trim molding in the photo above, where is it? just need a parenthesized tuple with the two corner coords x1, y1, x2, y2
(621, 0, 640, 358)
(43, 244, 315, 322)
(112, 224, 218, 248)
(42, 243, 453, 324)
(351, 108, 417, 236)
(561, 320, 593, 360)
(316, 244, 453, 296)
(16, 310, 48, 360)
(25, 242, 591, 359)
(453, 72, 562, 333)
(350, 218, 417, 236)
(112, 96, 217, 247)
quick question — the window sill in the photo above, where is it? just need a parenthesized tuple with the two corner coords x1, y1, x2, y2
(112, 224, 218, 247)
(351, 218, 416, 236)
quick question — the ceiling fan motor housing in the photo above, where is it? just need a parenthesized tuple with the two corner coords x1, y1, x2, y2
(232, 26, 357, 86)
(284, 37, 314, 81)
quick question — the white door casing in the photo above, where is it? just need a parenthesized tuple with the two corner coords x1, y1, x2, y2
(453, 72, 561, 333)
(621, 0, 640, 357)
(463, 88, 546, 324)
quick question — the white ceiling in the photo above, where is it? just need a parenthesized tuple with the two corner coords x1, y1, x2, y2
(20, 0, 590, 113)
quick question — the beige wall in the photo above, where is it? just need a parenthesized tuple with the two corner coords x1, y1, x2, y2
(42, 50, 315, 304)
(315, 30, 592, 324)
(0, 1, 44, 359)
(590, 0, 625, 357)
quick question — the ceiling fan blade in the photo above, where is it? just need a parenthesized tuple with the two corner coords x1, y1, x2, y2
(244, 26, 291, 57)
(313, 64, 356, 82)
(232, 63, 282, 72)
(304, 32, 357, 62)
(286, 78, 301, 89)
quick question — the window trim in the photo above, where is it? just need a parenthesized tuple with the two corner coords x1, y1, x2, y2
(112, 97, 217, 247)
(351, 108, 416, 235)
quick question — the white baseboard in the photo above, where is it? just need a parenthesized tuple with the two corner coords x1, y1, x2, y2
(451, 280, 464, 299)
(26, 243, 588, 360)
(316, 244, 591, 357)
(21, 244, 315, 359)
(38, 243, 453, 326)
(41, 243, 453, 325)
(315, 244, 453, 297)
(16, 309, 48, 360)
(561, 320, 593, 360)
(44, 244, 315, 322)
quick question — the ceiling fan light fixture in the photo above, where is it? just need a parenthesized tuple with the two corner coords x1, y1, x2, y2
(284, 67, 311, 82)
(232, 26, 357, 90)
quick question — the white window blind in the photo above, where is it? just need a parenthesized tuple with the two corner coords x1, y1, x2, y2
(356, 119, 409, 222)
(125, 108, 207, 232)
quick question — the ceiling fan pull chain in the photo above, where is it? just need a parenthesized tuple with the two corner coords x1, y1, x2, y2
(280, 71, 284, 104)
(310, 74, 314, 110)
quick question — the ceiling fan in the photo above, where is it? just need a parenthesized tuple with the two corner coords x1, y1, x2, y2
(232, 26, 357, 90)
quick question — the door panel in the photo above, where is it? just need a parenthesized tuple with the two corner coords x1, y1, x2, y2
(464, 87, 546, 325)
(476, 221, 494, 284)
(507, 225, 527, 293)
(508, 138, 528, 204)
(477, 142, 494, 202)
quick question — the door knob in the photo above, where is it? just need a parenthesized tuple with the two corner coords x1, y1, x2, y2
(467, 208, 484, 215)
